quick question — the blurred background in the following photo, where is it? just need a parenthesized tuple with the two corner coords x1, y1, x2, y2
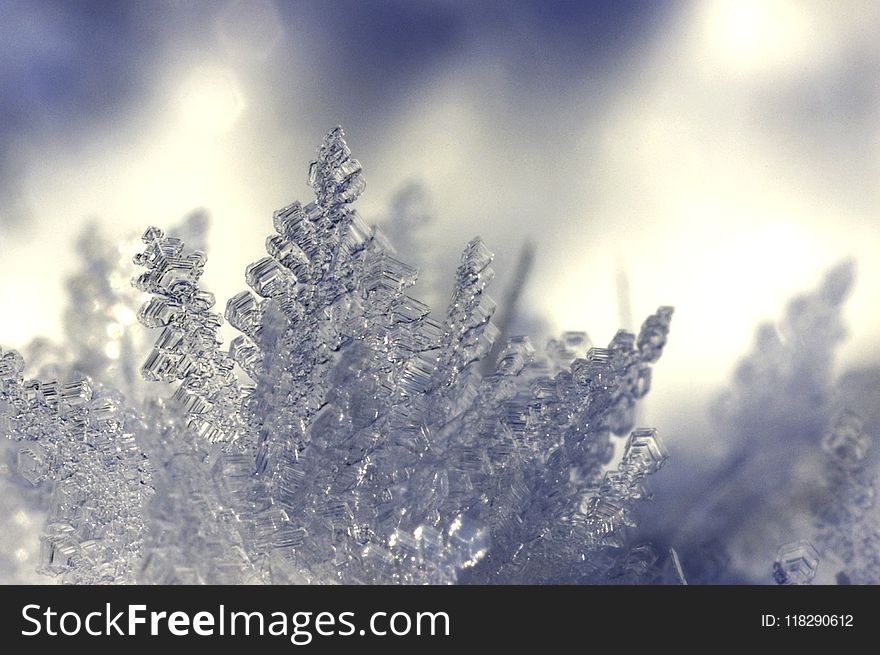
(1, 0, 879, 583)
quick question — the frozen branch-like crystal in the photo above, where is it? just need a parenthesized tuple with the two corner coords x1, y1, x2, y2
(127, 127, 675, 584)
(2, 126, 674, 585)
(0, 347, 150, 583)
(811, 408, 880, 585)
(134, 227, 249, 446)
(308, 126, 367, 207)
(8, 123, 878, 586)
(440, 310, 674, 584)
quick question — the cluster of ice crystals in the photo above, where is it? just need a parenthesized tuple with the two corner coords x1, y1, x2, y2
(812, 410, 880, 585)
(821, 410, 872, 471)
(134, 225, 249, 446)
(639, 257, 880, 585)
(2, 127, 674, 584)
(764, 268, 880, 586)
(135, 398, 260, 584)
(129, 128, 674, 584)
(0, 348, 150, 583)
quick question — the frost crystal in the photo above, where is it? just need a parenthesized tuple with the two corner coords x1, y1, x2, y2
(773, 540, 820, 585)
(821, 410, 871, 471)
(0, 349, 150, 583)
(645, 259, 880, 585)
(2, 127, 674, 584)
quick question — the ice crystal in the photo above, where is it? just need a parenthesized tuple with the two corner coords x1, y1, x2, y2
(811, 410, 880, 585)
(2, 127, 674, 584)
(772, 540, 820, 585)
(0, 349, 150, 583)
(644, 260, 880, 585)
(821, 410, 872, 471)
(380, 181, 439, 305)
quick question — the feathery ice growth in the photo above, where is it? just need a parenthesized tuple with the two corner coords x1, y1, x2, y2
(0, 127, 677, 584)
(641, 259, 880, 585)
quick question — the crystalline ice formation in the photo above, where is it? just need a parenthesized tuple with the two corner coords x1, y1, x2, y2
(0, 213, 212, 583)
(1, 127, 673, 584)
(643, 259, 880, 585)
(135, 397, 260, 584)
(0, 348, 151, 583)
(821, 410, 872, 471)
(773, 540, 820, 585)
(811, 409, 880, 585)
(130, 127, 675, 584)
